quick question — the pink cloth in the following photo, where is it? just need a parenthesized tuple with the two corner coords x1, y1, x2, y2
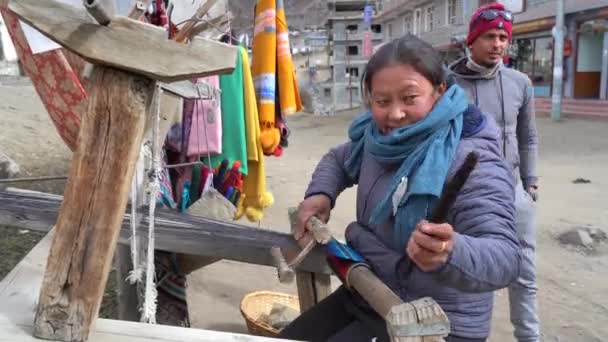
(187, 76, 222, 157)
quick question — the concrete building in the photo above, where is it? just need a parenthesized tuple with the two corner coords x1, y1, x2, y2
(375, 0, 608, 105)
(510, 1, 608, 101)
(324, 0, 384, 111)
(376, 0, 472, 62)
(0, 15, 19, 76)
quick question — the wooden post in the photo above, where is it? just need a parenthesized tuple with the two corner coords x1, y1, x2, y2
(295, 271, 331, 313)
(114, 244, 141, 322)
(8, 0, 238, 339)
(32, 67, 153, 341)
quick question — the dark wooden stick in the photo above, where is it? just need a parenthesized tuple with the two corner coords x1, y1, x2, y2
(173, 0, 219, 43)
(83, 0, 111, 25)
(428, 152, 479, 223)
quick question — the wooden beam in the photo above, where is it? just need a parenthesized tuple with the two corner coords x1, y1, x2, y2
(114, 244, 140, 322)
(9, 0, 238, 82)
(295, 271, 331, 313)
(174, 0, 219, 43)
(0, 230, 298, 342)
(0, 190, 332, 275)
(32, 67, 153, 342)
(189, 14, 233, 39)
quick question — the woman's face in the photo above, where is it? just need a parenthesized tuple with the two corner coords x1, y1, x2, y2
(369, 64, 445, 135)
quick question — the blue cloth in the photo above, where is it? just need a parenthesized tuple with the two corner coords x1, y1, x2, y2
(325, 239, 365, 263)
(344, 85, 468, 248)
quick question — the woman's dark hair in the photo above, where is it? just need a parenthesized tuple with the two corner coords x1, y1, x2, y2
(362, 34, 446, 98)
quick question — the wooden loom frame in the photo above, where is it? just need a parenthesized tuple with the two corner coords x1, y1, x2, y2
(0, 0, 332, 341)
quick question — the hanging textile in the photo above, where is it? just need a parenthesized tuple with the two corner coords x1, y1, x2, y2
(207, 47, 248, 175)
(275, 0, 302, 117)
(0, 8, 84, 151)
(186, 76, 222, 157)
(237, 48, 273, 222)
(251, 0, 280, 155)
(251, 0, 302, 156)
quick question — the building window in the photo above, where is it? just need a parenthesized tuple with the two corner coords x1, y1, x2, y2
(346, 67, 359, 78)
(346, 24, 358, 32)
(324, 88, 331, 97)
(371, 24, 382, 33)
(414, 9, 422, 35)
(446, 0, 457, 25)
(425, 5, 435, 32)
(512, 36, 554, 97)
(347, 45, 359, 55)
(403, 17, 412, 34)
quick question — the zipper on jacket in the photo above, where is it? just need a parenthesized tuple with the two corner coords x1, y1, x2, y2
(474, 76, 507, 158)
(498, 71, 507, 158)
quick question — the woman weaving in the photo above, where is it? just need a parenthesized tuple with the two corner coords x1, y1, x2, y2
(279, 35, 521, 342)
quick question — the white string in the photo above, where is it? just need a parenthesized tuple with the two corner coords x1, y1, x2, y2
(126, 160, 143, 284)
(141, 85, 163, 324)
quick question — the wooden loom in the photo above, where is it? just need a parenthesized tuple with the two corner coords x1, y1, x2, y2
(0, 0, 329, 341)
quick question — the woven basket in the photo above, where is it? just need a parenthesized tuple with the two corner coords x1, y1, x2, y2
(240, 291, 300, 337)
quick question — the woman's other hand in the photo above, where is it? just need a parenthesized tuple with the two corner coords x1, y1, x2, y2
(294, 194, 331, 240)
(407, 220, 455, 272)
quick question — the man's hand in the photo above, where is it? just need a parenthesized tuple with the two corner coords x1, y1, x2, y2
(407, 220, 455, 272)
(293, 194, 331, 240)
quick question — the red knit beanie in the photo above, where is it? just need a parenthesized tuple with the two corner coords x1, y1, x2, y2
(466, 2, 513, 46)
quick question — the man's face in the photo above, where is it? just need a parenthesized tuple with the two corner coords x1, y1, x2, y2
(469, 28, 509, 67)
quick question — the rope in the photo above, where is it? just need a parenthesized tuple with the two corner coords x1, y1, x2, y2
(141, 84, 163, 324)
(127, 166, 142, 284)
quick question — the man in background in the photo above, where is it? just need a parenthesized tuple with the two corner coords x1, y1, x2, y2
(449, 3, 540, 342)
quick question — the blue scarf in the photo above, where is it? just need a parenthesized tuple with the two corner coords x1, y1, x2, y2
(345, 85, 468, 250)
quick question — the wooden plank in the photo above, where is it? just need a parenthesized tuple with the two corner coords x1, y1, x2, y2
(9, 0, 238, 82)
(412, 297, 448, 342)
(159, 80, 217, 100)
(32, 67, 154, 342)
(295, 272, 331, 313)
(0, 230, 297, 342)
(114, 244, 140, 322)
(0, 228, 55, 326)
(295, 272, 316, 313)
(0, 190, 332, 275)
(312, 273, 332, 303)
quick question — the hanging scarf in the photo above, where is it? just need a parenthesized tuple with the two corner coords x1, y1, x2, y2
(345, 85, 468, 250)
(251, 0, 302, 156)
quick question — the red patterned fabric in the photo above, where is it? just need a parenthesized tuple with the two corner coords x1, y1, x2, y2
(0, 8, 85, 151)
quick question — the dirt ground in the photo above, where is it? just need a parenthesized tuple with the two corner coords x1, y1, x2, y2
(1, 76, 607, 341)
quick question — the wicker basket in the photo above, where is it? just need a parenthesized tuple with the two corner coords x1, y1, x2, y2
(240, 291, 300, 337)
